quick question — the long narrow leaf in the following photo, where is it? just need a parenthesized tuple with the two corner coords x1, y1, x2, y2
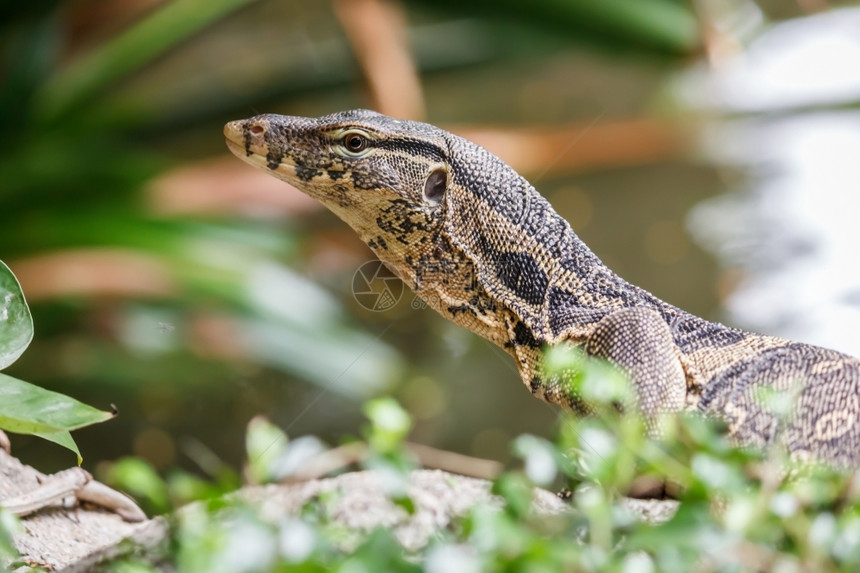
(36, 0, 260, 120)
(416, 0, 699, 54)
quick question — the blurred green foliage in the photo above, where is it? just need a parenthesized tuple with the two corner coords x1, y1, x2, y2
(409, 0, 700, 54)
(1, 0, 401, 397)
(0, 509, 22, 565)
(1, 1, 415, 473)
(92, 352, 860, 572)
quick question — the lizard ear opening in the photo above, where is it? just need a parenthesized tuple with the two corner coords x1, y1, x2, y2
(423, 166, 447, 206)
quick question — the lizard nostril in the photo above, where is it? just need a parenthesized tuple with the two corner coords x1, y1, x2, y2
(250, 124, 264, 135)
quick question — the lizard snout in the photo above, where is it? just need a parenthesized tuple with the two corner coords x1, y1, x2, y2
(222, 120, 244, 140)
(224, 118, 270, 161)
(223, 119, 266, 142)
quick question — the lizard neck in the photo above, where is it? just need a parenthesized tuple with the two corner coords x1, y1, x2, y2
(439, 142, 665, 347)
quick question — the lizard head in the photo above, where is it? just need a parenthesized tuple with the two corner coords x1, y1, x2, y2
(225, 109, 555, 346)
(224, 109, 450, 200)
(224, 109, 458, 282)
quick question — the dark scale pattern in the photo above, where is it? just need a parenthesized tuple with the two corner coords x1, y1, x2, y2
(494, 252, 548, 306)
(377, 138, 446, 164)
(294, 165, 321, 182)
(529, 200, 569, 258)
(546, 286, 610, 337)
(508, 321, 543, 349)
(700, 344, 860, 467)
(376, 199, 436, 245)
(266, 149, 282, 171)
(671, 314, 748, 354)
(225, 109, 860, 469)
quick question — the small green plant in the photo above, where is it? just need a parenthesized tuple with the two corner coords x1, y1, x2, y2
(543, 346, 860, 573)
(108, 348, 860, 572)
(0, 260, 115, 461)
(0, 260, 120, 564)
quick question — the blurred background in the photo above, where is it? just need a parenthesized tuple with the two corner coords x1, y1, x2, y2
(2, 0, 860, 477)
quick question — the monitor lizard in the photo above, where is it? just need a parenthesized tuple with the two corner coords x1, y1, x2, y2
(224, 109, 860, 468)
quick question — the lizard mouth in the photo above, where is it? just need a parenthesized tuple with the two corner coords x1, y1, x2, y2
(223, 136, 252, 160)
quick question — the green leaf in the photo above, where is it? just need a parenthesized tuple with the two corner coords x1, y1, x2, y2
(363, 398, 412, 454)
(513, 434, 559, 487)
(0, 508, 22, 562)
(245, 416, 288, 484)
(0, 260, 33, 370)
(34, 430, 82, 465)
(0, 372, 114, 461)
(106, 457, 171, 514)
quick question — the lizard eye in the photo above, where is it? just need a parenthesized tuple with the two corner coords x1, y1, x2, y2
(342, 131, 368, 154)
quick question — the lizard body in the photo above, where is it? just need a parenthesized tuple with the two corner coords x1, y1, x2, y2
(224, 110, 860, 468)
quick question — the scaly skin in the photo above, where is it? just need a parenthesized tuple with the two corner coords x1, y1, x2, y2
(225, 109, 860, 468)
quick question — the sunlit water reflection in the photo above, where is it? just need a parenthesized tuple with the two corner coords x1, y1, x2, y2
(677, 7, 860, 357)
